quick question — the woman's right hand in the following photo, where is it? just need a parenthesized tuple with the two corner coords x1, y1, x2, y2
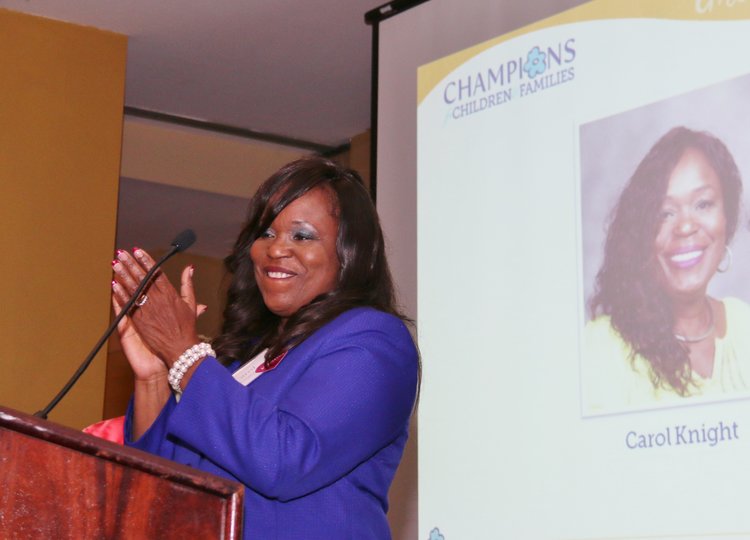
(112, 261, 208, 382)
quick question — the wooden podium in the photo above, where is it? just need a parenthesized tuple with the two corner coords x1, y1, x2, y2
(0, 405, 243, 538)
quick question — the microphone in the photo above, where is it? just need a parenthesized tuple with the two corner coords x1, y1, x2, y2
(35, 229, 197, 420)
(171, 228, 196, 253)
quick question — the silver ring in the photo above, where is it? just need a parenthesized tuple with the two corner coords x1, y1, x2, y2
(135, 294, 148, 307)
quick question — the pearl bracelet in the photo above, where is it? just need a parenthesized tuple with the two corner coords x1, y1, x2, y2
(168, 342, 215, 394)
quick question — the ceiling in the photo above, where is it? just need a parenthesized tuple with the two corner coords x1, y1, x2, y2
(0, 0, 386, 147)
(2, 0, 390, 258)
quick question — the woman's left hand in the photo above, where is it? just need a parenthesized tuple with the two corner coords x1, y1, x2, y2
(111, 248, 201, 366)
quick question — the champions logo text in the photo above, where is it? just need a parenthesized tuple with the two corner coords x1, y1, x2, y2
(442, 38, 576, 120)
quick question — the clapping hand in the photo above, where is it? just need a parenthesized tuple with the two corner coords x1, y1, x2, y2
(111, 248, 205, 380)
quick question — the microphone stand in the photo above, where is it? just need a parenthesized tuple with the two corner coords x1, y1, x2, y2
(35, 235, 192, 420)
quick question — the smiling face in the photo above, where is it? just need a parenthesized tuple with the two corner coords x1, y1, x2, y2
(250, 187, 340, 319)
(653, 148, 727, 301)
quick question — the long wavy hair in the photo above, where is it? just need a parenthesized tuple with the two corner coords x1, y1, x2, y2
(213, 156, 406, 365)
(589, 126, 742, 394)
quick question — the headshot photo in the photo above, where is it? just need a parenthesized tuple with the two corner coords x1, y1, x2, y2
(578, 73, 750, 416)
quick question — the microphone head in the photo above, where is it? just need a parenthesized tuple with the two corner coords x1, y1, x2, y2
(171, 229, 197, 253)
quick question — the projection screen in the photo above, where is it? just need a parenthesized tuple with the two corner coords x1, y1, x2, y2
(375, 0, 750, 538)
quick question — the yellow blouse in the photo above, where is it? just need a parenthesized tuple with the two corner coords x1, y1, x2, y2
(581, 297, 750, 416)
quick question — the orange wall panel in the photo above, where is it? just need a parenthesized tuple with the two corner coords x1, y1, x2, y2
(0, 9, 126, 428)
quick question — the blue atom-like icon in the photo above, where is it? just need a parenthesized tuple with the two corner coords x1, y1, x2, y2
(429, 527, 445, 540)
(523, 46, 547, 78)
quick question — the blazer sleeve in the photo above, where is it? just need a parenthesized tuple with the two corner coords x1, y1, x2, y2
(163, 309, 418, 501)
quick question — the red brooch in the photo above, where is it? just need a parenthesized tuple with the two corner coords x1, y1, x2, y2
(255, 351, 287, 373)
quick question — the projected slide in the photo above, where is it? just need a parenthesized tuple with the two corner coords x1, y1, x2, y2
(417, 2, 750, 539)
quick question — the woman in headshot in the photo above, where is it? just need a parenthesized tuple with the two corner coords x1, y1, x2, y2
(584, 126, 750, 413)
(110, 157, 419, 539)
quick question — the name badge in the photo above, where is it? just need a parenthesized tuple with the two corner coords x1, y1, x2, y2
(232, 349, 286, 386)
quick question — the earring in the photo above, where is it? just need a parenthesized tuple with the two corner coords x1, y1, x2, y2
(717, 245, 732, 273)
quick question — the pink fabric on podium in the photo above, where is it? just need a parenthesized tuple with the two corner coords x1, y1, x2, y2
(83, 416, 125, 444)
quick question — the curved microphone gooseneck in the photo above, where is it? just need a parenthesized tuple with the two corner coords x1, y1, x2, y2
(34, 229, 197, 419)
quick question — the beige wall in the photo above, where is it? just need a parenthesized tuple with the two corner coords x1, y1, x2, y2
(0, 9, 126, 429)
(348, 129, 371, 189)
(121, 117, 306, 198)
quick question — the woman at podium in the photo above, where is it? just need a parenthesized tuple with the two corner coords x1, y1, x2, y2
(111, 157, 419, 539)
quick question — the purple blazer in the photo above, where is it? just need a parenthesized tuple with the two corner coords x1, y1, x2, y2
(125, 307, 418, 539)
